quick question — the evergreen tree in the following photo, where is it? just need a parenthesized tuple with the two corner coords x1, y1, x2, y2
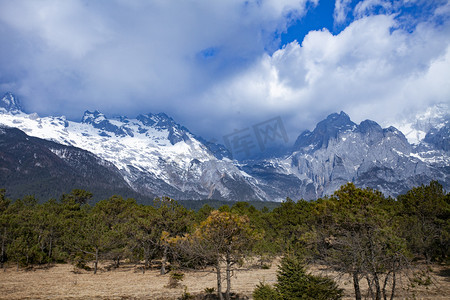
(0, 189, 11, 267)
(398, 180, 449, 262)
(275, 253, 343, 300)
(253, 282, 280, 300)
(315, 183, 410, 300)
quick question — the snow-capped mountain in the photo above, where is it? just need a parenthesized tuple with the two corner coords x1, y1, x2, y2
(0, 125, 140, 201)
(0, 92, 22, 113)
(0, 93, 266, 201)
(1, 92, 448, 201)
(393, 103, 449, 145)
(243, 111, 449, 200)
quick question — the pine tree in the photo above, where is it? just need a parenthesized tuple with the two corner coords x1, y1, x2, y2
(253, 282, 280, 300)
(275, 253, 343, 300)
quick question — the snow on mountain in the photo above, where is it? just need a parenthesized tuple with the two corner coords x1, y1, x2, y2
(0, 92, 23, 113)
(244, 111, 449, 200)
(0, 93, 266, 201)
(1, 92, 448, 201)
(0, 124, 139, 201)
(393, 103, 449, 145)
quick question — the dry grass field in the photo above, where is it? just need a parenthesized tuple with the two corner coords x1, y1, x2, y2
(0, 260, 448, 299)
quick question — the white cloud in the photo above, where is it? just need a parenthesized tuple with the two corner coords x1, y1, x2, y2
(192, 13, 450, 139)
(0, 0, 315, 120)
(435, 1, 450, 16)
(0, 0, 112, 58)
(354, 0, 393, 19)
(0, 0, 449, 141)
(334, 0, 353, 24)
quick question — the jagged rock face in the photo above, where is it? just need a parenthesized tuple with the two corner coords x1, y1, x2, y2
(0, 92, 448, 201)
(294, 111, 357, 152)
(194, 135, 232, 160)
(394, 103, 450, 145)
(291, 124, 415, 197)
(0, 92, 23, 112)
(423, 121, 450, 152)
(0, 97, 265, 201)
(245, 111, 449, 200)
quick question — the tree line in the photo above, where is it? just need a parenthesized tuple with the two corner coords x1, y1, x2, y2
(0, 181, 448, 300)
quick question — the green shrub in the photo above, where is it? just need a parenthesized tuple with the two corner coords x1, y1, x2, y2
(167, 271, 185, 288)
(178, 286, 192, 299)
(253, 282, 281, 300)
(275, 253, 343, 300)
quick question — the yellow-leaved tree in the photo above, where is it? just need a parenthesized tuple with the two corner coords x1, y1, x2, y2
(169, 210, 262, 300)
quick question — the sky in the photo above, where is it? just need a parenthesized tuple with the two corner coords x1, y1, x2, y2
(1, 0, 449, 143)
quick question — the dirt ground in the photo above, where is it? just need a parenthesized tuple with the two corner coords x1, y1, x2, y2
(0, 261, 448, 299)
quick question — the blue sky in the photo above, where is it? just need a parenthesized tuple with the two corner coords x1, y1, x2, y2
(0, 0, 449, 141)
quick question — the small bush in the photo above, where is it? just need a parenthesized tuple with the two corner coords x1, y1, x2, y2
(275, 254, 343, 300)
(167, 271, 185, 288)
(411, 270, 432, 287)
(73, 256, 91, 271)
(178, 286, 193, 299)
(253, 282, 280, 300)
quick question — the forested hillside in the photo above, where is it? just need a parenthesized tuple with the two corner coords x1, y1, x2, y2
(0, 181, 448, 299)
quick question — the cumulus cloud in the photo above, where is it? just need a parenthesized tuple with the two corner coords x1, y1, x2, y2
(0, 0, 313, 116)
(353, 0, 393, 19)
(0, 0, 449, 143)
(334, 0, 353, 24)
(192, 11, 450, 140)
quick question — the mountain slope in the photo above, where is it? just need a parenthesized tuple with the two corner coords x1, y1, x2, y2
(0, 93, 266, 201)
(244, 111, 449, 200)
(1, 92, 448, 201)
(393, 103, 449, 145)
(0, 125, 143, 201)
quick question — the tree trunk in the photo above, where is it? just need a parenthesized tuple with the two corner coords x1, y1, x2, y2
(368, 236, 381, 300)
(366, 275, 374, 299)
(225, 254, 232, 300)
(0, 227, 5, 268)
(353, 272, 362, 300)
(373, 272, 381, 300)
(48, 233, 53, 261)
(160, 244, 168, 275)
(382, 272, 390, 300)
(143, 245, 149, 274)
(94, 247, 99, 274)
(48, 227, 55, 262)
(390, 272, 396, 300)
(216, 259, 224, 300)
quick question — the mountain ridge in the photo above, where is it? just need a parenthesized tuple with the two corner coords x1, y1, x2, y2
(1, 92, 448, 201)
(0, 124, 145, 201)
(0, 92, 267, 201)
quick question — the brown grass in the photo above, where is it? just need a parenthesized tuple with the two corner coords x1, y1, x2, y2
(0, 260, 448, 299)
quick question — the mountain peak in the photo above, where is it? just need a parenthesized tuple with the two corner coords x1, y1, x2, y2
(323, 111, 353, 126)
(81, 110, 127, 137)
(294, 111, 356, 152)
(136, 112, 191, 145)
(358, 119, 383, 134)
(315, 111, 356, 137)
(81, 110, 107, 124)
(1, 92, 23, 113)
